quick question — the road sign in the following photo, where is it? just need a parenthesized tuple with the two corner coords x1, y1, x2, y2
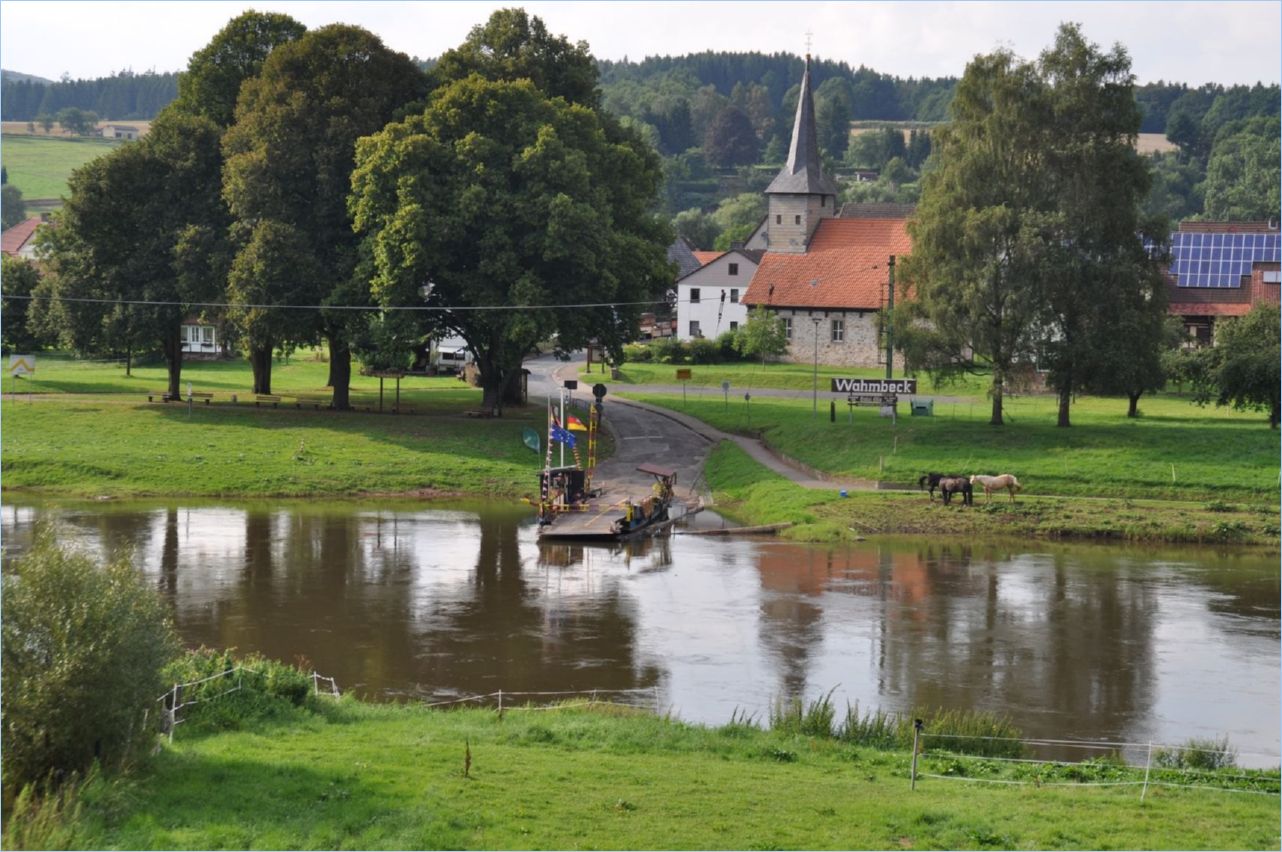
(7, 354, 35, 377)
(830, 377, 915, 394)
(675, 368, 692, 381)
(720, 380, 731, 392)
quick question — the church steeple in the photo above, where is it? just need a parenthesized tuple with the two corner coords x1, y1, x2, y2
(766, 54, 839, 198)
(762, 53, 838, 253)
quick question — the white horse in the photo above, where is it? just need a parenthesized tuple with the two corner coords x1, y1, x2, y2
(970, 474, 1022, 503)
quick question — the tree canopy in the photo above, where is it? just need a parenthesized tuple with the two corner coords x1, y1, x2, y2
(351, 74, 671, 413)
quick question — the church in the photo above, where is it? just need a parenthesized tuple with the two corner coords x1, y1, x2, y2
(675, 54, 913, 367)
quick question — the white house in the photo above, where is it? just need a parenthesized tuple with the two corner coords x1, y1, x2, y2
(180, 319, 220, 357)
(101, 124, 140, 141)
(675, 248, 763, 340)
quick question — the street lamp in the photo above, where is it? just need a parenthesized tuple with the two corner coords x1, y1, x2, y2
(811, 316, 821, 418)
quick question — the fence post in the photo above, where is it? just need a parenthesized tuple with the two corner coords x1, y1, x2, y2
(313, 671, 319, 696)
(910, 718, 923, 791)
(168, 683, 179, 744)
(497, 689, 503, 719)
(1141, 742, 1153, 801)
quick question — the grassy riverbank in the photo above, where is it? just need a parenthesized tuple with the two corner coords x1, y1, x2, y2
(624, 388, 1279, 503)
(20, 701, 1279, 850)
(704, 441, 1280, 545)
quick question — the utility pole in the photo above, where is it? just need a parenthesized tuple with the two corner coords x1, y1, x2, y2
(885, 255, 896, 380)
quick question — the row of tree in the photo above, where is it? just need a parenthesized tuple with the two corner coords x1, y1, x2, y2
(18, 9, 672, 416)
(0, 70, 178, 121)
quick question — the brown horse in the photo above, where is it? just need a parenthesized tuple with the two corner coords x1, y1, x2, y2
(939, 477, 972, 506)
(970, 474, 1022, 503)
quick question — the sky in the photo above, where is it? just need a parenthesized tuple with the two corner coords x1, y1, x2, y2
(1, 1, 1279, 88)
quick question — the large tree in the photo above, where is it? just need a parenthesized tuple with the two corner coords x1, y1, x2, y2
(1033, 24, 1165, 427)
(1, 255, 45, 352)
(33, 110, 226, 395)
(222, 24, 427, 402)
(1200, 306, 1280, 428)
(704, 104, 759, 167)
(172, 10, 306, 128)
(897, 49, 1047, 425)
(432, 7, 599, 108)
(351, 74, 671, 414)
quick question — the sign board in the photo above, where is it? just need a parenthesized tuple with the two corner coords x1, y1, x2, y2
(563, 379, 578, 390)
(7, 354, 35, 377)
(830, 377, 915, 395)
(675, 368, 693, 381)
(721, 380, 731, 392)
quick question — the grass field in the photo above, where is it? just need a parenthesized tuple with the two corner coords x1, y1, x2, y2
(592, 361, 993, 395)
(21, 702, 1278, 850)
(630, 388, 1278, 503)
(0, 353, 562, 499)
(1, 133, 125, 199)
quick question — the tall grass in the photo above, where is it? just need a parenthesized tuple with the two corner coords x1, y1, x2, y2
(767, 693, 1024, 759)
(1154, 735, 1239, 771)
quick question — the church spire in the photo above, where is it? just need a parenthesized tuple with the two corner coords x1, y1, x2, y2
(766, 53, 839, 197)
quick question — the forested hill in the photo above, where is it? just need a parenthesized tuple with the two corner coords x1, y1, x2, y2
(0, 70, 177, 121)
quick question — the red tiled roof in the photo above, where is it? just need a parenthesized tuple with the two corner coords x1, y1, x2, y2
(742, 218, 911, 309)
(1169, 302, 1254, 317)
(693, 251, 721, 266)
(1, 217, 42, 257)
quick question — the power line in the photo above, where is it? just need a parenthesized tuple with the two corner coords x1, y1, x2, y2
(0, 294, 663, 312)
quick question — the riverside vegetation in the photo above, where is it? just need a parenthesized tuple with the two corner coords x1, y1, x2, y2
(8, 653, 1279, 850)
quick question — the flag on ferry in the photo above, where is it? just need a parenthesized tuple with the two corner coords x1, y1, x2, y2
(566, 415, 587, 431)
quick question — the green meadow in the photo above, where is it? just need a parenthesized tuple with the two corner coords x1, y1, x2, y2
(1, 134, 125, 200)
(17, 702, 1278, 851)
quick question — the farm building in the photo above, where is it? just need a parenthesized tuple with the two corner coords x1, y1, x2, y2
(1159, 220, 1280, 345)
(100, 124, 140, 140)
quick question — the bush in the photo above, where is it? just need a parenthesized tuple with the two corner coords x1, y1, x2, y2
(1154, 735, 1238, 770)
(653, 337, 688, 364)
(715, 330, 744, 362)
(687, 338, 721, 364)
(160, 648, 315, 733)
(2, 526, 179, 794)
(622, 343, 653, 363)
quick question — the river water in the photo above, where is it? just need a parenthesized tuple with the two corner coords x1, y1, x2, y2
(3, 499, 1278, 766)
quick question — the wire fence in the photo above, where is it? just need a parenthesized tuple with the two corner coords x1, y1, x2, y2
(156, 665, 342, 743)
(910, 724, 1280, 799)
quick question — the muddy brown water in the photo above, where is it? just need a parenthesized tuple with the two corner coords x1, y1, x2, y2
(3, 499, 1278, 767)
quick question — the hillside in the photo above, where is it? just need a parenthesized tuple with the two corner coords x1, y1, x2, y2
(1, 69, 53, 85)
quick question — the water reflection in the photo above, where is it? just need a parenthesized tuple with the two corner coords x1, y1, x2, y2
(2, 501, 1277, 765)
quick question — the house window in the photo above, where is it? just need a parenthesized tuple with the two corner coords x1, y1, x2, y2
(689, 321, 701, 338)
(783, 317, 793, 341)
(831, 319, 844, 342)
(729, 321, 739, 331)
(775, 214, 782, 224)
(689, 288, 700, 303)
(729, 263, 739, 276)
(794, 214, 801, 225)
(730, 288, 739, 303)
(201, 327, 213, 344)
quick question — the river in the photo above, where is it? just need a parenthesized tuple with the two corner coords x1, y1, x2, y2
(3, 499, 1278, 767)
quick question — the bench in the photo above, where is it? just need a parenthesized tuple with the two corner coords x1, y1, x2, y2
(293, 396, 329, 410)
(149, 391, 213, 404)
(255, 394, 282, 407)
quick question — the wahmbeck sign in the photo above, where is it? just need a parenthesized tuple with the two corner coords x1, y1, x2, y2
(830, 377, 917, 394)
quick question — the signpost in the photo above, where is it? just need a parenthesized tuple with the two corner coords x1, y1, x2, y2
(8, 354, 35, 401)
(721, 379, 731, 412)
(676, 368, 692, 405)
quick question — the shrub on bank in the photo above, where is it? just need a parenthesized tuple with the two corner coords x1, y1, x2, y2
(1, 526, 179, 796)
(161, 648, 316, 733)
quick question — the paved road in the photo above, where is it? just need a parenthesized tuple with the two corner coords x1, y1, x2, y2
(524, 353, 876, 498)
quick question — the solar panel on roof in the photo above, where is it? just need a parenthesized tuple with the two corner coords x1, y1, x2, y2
(1165, 231, 1281, 288)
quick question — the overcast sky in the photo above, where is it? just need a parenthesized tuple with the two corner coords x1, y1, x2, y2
(2, 1, 1279, 88)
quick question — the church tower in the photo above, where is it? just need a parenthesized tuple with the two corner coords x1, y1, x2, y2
(764, 54, 839, 252)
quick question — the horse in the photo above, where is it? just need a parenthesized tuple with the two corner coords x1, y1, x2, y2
(970, 474, 1022, 503)
(918, 472, 964, 501)
(939, 476, 972, 506)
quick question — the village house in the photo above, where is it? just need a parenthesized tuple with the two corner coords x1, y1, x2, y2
(1160, 220, 1280, 345)
(1, 217, 43, 260)
(675, 246, 763, 340)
